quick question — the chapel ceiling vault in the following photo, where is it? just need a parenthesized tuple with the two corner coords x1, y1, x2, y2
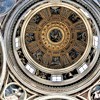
(0, 0, 100, 100)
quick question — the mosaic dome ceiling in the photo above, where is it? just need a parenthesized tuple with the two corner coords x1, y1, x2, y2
(0, 0, 100, 100)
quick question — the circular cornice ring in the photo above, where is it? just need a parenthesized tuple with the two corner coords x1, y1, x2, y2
(4, 0, 100, 94)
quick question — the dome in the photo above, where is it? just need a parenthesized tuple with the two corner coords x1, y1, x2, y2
(0, 0, 100, 100)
